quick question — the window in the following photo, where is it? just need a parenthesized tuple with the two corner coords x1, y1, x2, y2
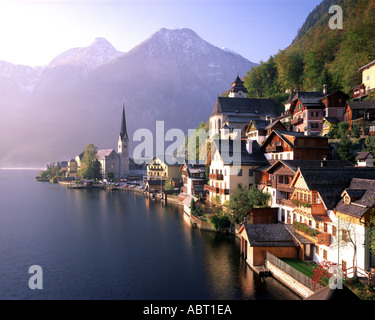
(315, 246, 319, 255)
(237, 169, 242, 176)
(323, 250, 327, 260)
(338, 109, 343, 116)
(311, 123, 319, 129)
(249, 169, 253, 176)
(342, 260, 347, 271)
(311, 111, 318, 117)
(332, 225, 337, 237)
(342, 229, 350, 242)
(324, 223, 328, 233)
(344, 195, 351, 204)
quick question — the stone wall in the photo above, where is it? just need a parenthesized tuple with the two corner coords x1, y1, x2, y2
(266, 261, 315, 299)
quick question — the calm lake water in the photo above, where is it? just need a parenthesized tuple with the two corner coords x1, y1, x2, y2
(0, 169, 300, 300)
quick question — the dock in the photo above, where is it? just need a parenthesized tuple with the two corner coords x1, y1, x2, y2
(250, 265, 272, 277)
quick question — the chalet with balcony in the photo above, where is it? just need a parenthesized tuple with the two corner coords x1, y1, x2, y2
(289, 87, 348, 133)
(289, 167, 375, 265)
(263, 160, 353, 223)
(204, 139, 268, 203)
(345, 100, 375, 131)
(334, 178, 375, 273)
(260, 130, 331, 161)
(353, 59, 375, 100)
(180, 161, 207, 198)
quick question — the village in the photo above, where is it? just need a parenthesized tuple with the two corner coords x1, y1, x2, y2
(38, 58, 375, 300)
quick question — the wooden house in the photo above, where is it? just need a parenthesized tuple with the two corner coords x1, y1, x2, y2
(260, 130, 331, 161)
(179, 161, 206, 197)
(239, 224, 312, 267)
(345, 100, 375, 130)
(245, 119, 270, 145)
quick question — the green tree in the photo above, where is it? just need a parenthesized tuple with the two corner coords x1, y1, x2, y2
(248, 186, 271, 208)
(79, 144, 102, 180)
(335, 135, 355, 163)
(351, 124, 362, 139)
(228, 183, 252, 224)
(164, 177, 174, 191)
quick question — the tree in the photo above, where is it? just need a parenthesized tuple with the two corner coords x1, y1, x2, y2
(164, 177, 174, 190)
(228, 183, 252, 224)
(248, 186, 271, 208)
(79, 144, 102, 180)
(335, 135, 355, 163)
(351, 123, 362, 139)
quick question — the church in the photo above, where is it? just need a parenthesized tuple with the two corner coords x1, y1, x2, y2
(98, 105, 129, 179)
(73, 105, 130, 179)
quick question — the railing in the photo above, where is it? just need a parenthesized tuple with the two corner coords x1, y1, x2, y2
(204, 184, 219, 193)
(276, 198, 295, 208)
(218, 188, 229, 195)
(291, 118, 304, 126)
(277, 183, 294, 193)
(265, 145, 283, 153)
(260, 180, 272, 186)
(266, 252, 316, 291)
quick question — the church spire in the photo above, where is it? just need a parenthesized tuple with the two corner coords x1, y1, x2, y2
(120, 103, 128, 141)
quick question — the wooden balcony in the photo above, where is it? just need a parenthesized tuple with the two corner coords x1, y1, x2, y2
(204, 184, 219, 193)
(265, 145, 283, 153)
(277, 183, 294, 193)
(209, 173, 224, 181)
(260, 179, 272, 186)
(218, 188, 229, 195)
(291, 118, 304, 126)
(317, 233, 331, 246)
(276, 198, 295, 208)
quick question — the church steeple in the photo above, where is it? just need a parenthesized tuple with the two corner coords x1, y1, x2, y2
(228, 73, 248, 98)
(120, 103, 128, 141)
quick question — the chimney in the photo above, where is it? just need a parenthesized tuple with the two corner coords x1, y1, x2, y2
(323, 84, 328, 95)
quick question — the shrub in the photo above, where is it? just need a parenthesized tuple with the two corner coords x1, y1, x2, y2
(209, 214, 231, 230)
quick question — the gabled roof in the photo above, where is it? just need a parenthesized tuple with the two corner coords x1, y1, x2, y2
(242, 224, 311, 247)
(211, 138, 268, 167)
(292, 92, 326, 106)
(246, 119, 270, 132)
(229, 75, 248, 94)
(265, 159, 353, 174)
(265, 119, 286, 131)
(358, 59, 375, 72)
(347, 100, 375, 110)
(211, 97, 279, 118)
(321, 116, 340, 124)
(335, 178, 375, 218)
(97, 149, 118, 161)
(291, 167, 375, 210)
(356, 151, 373, 160)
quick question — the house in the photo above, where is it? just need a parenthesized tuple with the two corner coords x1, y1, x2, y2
(245, 119, 270, 145)
(320, 117, 340, 137)
(128, 158, 148, 180)
(353, 59, 375, 100)
(334, 178, 375, 273)
(209, 76, 280, 139)
(180, 161, 207, 198)
(147, 156, 183, 181)
(204, 139, 268, 203)
(97, 149, 120, 179)
(288, 167, 375, 266)
(239, 224, 312, 267)
(356, 151, 373, 167)
(67, 159, 78, 178)
(345, 100, 375, 131)
(145, 179, 164, 193)
(265, 119, 287, 135)
(262, 159, 353, 223)
(260, 130, 331, 161)
(369, 122, 375, 136)
(289, 87, 348, 133)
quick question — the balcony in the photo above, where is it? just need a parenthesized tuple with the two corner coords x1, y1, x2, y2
(204, 184, 219, 193)
(277, 183, 294, 193)
(291, 118, 304, 126)
(276, 198, 295, 208)
(260, 179, 272, 186)
(265, 145, 283, 153)
(209, 173, 224, 181)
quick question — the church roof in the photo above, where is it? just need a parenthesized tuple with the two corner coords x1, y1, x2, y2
(211, 97, 279, 118)
(229, 75, 248, 94)
(97, 149, 118, 160)
(120, 105, 128, 140)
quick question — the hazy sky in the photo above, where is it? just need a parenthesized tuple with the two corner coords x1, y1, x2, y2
(0, 0, 322, 66)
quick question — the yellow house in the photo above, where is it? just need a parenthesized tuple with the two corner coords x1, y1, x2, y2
(320, 117, 339, 136)
(147, 156, 182, 180)
(354, 59, 375, 99)
(360, 59, 375, 94)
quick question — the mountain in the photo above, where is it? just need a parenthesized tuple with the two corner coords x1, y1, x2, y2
(0, 28, 257, 167)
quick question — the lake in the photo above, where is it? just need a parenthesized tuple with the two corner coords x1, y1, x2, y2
(0, 169, 300, 300)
